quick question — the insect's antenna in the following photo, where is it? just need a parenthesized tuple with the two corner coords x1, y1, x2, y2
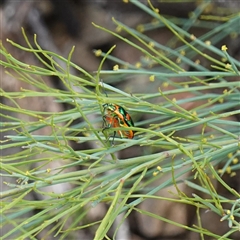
(100, 79, 108, 97)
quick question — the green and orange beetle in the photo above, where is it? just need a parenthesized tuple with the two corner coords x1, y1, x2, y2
(102, 103, 134, 141)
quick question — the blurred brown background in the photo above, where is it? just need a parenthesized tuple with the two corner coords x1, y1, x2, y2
(1, 1, 240, 239)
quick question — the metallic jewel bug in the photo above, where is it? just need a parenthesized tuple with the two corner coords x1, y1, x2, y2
(102, 103, 134, 142)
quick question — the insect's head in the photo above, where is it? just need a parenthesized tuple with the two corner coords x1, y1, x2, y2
(103, 103, 116, 112)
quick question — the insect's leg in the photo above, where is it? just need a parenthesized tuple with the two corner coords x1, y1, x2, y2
(102, 115, 113, 144)
(102, 115, 107, 129)
(102, 115, 110, 133)
(111, 131, 116, 145)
